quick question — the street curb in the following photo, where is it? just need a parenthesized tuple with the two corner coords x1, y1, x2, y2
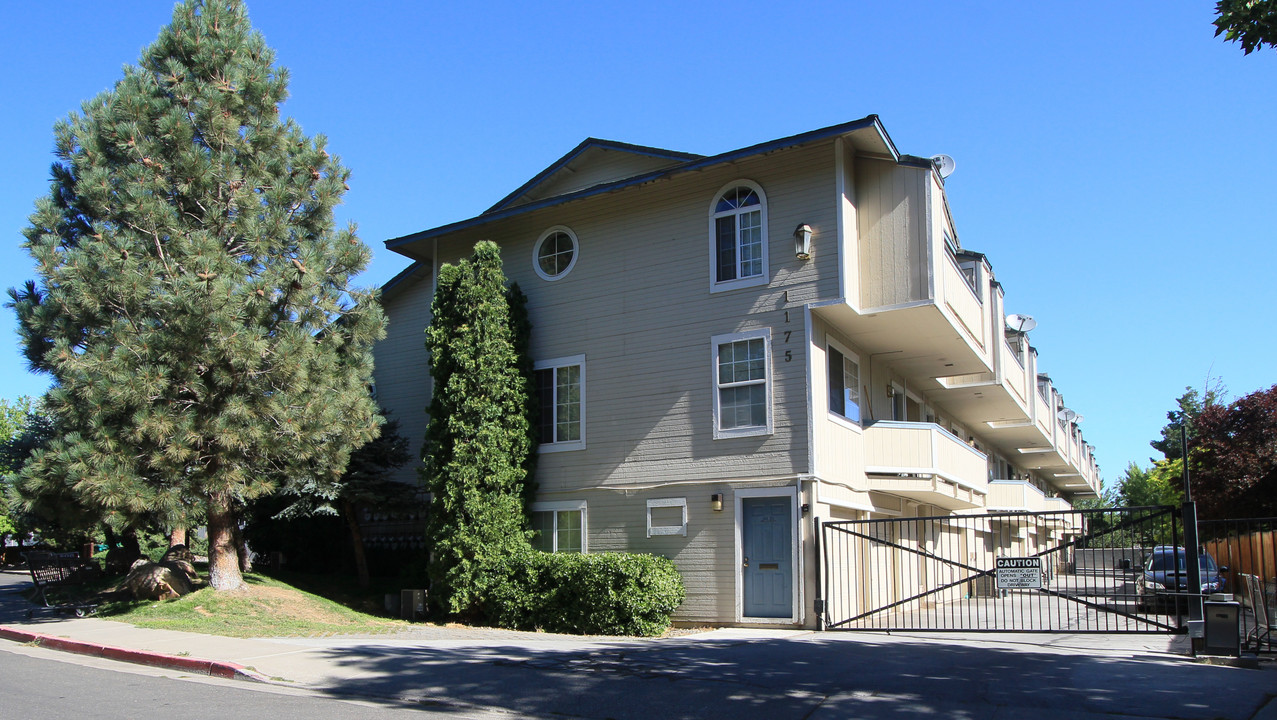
(0, 625, 272, 683)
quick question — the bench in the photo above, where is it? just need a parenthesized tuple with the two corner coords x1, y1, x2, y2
(24, 551, 102, 618)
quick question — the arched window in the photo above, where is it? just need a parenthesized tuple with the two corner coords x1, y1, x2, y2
(709, 181, 768, 291)
(533, 226, 579, 281)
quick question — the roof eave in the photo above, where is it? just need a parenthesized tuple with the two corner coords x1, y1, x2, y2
(387, 115, 897, 254)
(378, 260, 430, 303)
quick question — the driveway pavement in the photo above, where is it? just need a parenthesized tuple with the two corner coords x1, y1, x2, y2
(1, 569, 1273, 719)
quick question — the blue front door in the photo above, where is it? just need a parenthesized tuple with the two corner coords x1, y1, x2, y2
(742, 495, 793, 618)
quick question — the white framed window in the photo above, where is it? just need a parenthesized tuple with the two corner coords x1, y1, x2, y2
(531, 501, 586, 553)
(709, 180, 768, 293)
(826, 340, 861, 425)
(712, 329, 772, 439)
(646, 498, 688, 537)
(534, 354, 585, 452)
(532, 226, 579, 281)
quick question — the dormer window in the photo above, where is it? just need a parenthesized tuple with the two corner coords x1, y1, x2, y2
(709, 181, 768, 292)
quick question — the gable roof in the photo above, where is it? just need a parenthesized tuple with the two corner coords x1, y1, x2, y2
(387, 115, 898, 259)
(485, 138, 702, 215)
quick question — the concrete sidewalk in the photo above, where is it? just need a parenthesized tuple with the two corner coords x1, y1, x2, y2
(2, 569, 1274, 719)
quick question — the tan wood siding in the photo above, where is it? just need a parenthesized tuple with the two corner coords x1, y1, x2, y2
(372, 271, 434, 488)
(809, 317, 868, 490)
(418, 142, 840, 492)
(855, 160, 929, 308)
(379, 140, 842, 625)
(544, 485, 746, 623)
(838, 143, 860, 306)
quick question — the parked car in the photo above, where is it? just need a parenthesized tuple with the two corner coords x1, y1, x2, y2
(1136, 546, 1227, 611)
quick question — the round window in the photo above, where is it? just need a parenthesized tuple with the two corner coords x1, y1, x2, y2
(533, 226, 578, 281)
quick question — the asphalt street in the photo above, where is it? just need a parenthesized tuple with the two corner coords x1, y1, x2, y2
(1, 568, 1273, 719)
(0, 644, 514, 720)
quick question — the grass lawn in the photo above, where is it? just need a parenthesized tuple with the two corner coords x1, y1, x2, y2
(41, 569, 410, 638)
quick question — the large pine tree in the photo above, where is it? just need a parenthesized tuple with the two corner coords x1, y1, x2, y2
(10, 0, 384, 590)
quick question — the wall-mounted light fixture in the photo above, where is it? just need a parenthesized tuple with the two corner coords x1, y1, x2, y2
(710, 493, 724, 512)
(793, 223, 813, 260)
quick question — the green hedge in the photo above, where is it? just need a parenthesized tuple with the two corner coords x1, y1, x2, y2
(479, 550, 685, 636)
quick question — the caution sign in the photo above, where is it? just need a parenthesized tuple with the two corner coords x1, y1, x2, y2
(995, 557, 1042, 589)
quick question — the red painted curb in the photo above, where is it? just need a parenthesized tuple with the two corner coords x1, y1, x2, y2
(0, 624, 269, 682)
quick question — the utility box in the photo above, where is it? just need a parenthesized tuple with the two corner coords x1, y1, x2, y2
(400, 589, 427, 622)
(1203, 600, 1241, 657)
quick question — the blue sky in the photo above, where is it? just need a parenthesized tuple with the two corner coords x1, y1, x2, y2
(2, 1, 1273, 489)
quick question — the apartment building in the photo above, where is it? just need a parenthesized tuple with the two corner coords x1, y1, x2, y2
(372, 116, 1101, 627)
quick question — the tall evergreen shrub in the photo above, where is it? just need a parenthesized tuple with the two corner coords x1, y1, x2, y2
(423, 241, 535, 617)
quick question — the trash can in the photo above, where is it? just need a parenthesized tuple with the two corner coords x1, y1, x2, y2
(1203, 600, 1241, 657)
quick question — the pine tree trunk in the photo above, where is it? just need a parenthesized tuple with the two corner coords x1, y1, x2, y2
(343, 499, 371, 589)
(207, 492, 244, 590)
(236, 526, 253, 573)
(168, 526, 186, 548)
(121, 529, 142, 566)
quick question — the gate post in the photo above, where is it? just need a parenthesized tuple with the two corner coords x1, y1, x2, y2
(1181, 425, 1204, 642)
(813, 516, 824, 630)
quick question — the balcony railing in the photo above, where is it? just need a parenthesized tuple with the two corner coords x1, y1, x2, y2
(986, 480, 1051, 513)
(863, 421, 989, 509)
(940, 251, 986, 348)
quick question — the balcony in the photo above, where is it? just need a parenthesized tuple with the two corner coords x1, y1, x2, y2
(813, 244, 999, 384)
(985, 480, 1051, 513)
(863, 421, 988, 510)
(927, 335, 1035, 434)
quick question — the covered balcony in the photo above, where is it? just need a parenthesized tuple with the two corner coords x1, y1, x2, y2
(985, 480, 1052, 513)
(862, 421, 989, 510)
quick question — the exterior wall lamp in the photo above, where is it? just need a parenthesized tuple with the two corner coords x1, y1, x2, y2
(711, 493, 724, 512)
(794, 223, 813, 260)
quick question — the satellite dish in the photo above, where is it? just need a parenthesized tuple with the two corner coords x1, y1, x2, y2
(931, 154, 956, 179)
(1057, 408, 1078, 423)
(1005, 314, 1037, 333)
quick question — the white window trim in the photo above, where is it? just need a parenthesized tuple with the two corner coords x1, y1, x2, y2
(825, 337, 863, 432)
(708, 179, 769, 294)
(646, 497, 688, 537)
(733, 486, 801, 624)
(534, 354, 586, 453)
(531, 500, 588, 553)
(711, 329, 773, 440)
(532, 225, 580, 282)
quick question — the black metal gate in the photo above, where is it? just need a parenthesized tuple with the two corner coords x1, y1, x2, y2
(819, 506, 1185, 633)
